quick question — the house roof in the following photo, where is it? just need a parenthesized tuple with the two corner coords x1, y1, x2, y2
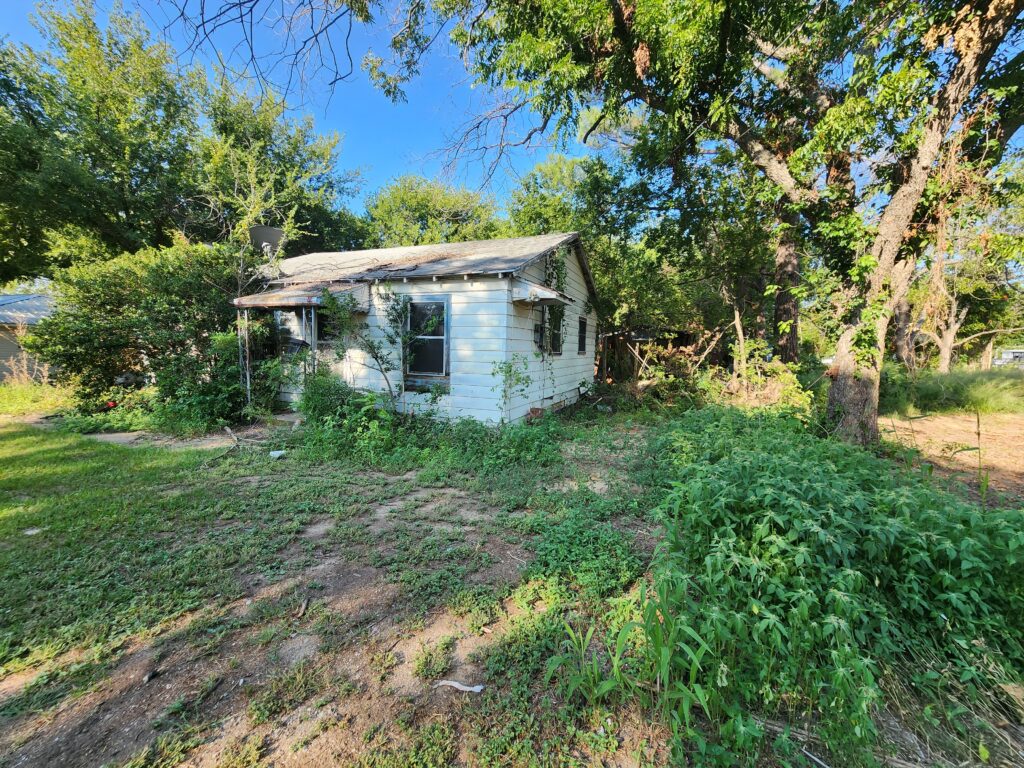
(0, 294, 53, 325)
(233, 282, 370, 310)
(268, 232, 591, 288)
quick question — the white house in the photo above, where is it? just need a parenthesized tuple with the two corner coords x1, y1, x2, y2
(234, 232, 599, 423)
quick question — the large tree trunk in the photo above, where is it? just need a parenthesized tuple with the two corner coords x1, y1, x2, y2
(936, 332, 955, 373)
(827, 327, 882, 444)
(981, 337, 995, 370)
(893, 297, 916, 369)
(824, 0, 1024, 445)
(773, 210, 800, 363)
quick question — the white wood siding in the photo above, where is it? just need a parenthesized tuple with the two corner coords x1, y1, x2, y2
(502, 246, 598, 421)
(318, 278, 510, 423)
(274, 245, 596, 424)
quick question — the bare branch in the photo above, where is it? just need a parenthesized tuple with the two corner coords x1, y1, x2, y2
(954, 327, 1024, 347)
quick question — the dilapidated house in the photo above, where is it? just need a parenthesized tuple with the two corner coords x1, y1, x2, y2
(234, 233, 598, 423)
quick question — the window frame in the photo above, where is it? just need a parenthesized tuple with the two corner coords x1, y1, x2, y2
(577, 317, 587, 354)
(404, 295, 450, 387)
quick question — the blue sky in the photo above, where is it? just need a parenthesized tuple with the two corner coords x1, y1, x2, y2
(3, 0, 560, 211)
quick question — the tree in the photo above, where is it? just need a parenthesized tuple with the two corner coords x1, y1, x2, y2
(363, 175, 504, 247)
(509, 155, 702, 335)
(0, 1, 365, 281)
(910, 152, 1024, 370)
(191, 78, 365, 255)
(446, 0, 1024, 443)
(0, 0, 198, 279)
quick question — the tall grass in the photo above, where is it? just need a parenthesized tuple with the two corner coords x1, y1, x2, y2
(0, 381, 73, 416)
(879, 367, 1024, 415)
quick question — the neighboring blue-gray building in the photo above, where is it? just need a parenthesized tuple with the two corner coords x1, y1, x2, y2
(0, 293, 53, 378)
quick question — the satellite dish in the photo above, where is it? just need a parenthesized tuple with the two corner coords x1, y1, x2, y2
(248, 225, 285, 255)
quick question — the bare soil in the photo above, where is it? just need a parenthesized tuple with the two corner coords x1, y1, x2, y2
(882, 412, 1024, 505)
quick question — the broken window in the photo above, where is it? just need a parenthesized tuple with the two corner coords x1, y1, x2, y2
(407, 300, 446, 376)
(578, 317, 587, 354)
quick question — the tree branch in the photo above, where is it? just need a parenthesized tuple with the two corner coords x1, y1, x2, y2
(954, 326, 1024, 347)
(724, 119, 819, 206)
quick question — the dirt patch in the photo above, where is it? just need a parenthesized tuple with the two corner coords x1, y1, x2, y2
(278, 634, 320, 666)
(882, 413, 1024, 505)
(8, 413, 274, 451)
(298, 518, 334, 540)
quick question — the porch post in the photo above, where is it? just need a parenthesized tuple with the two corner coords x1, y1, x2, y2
(243, 309, 252, 406)
(311, 306, 318, 374)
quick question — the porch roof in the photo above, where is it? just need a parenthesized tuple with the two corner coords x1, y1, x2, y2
(232, 281, 370, 311)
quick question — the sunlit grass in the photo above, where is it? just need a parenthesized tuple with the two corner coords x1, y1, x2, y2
(0, 381, 74, 416)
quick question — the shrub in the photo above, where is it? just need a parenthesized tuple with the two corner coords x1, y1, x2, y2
(644, 408, 1024, 763)
(59, 387, 159, 433)
(879, 367, 1024, 415)
(26, 241, 273, 432)
(298, 371, 356, 423)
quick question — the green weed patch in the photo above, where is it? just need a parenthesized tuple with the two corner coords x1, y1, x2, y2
(645, 408, 1024, 763)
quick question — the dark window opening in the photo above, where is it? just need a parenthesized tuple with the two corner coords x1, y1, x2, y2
(578, 317, 587, 354)
(407, 301, 446, 376)
(548, 305, 564, 355)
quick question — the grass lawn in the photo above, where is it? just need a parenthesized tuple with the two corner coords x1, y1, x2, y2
(0, 405, 1020, 768)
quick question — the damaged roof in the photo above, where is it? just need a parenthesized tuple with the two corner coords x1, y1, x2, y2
(269, 232, 586, 286)
(233, 282, 370, 310)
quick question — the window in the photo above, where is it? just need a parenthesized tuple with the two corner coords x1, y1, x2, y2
(407, 300, 446, 376)
(578, 317, 587, 354)
(534, 305, 565, 355)
(547, 305, 564, 355)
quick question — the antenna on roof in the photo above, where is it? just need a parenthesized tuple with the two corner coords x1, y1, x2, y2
(248, 226, 285, 257)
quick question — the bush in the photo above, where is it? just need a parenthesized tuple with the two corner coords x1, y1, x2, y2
(59, 387, 159, 433)
(645, 408, 1024, 763)
(299, 374, 565, 475)
(298, 371, 357, 422)
(25, 241, 273, 433)
(879, 367, 1024, 415)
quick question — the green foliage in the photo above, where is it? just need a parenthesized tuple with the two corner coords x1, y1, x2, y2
(411, 635, 456, 680)
(193, 77, 363, 255)
(354, 722, 457, 768)
(298, 371, 358, 423)
(300, 374, 564, 475)
(528, 511, 641, 599)
(59, 387, 159, 433)
(544, 621, 635, 706)
(0, 1, 360, 281)
(880, 367, 1024, 415)
(25, 241, 280, 433)
(0, 0, 198, 279)
(363, 175, 503, 247)
(247, 662, 330, 725)
(644, 408, 1024, 762)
